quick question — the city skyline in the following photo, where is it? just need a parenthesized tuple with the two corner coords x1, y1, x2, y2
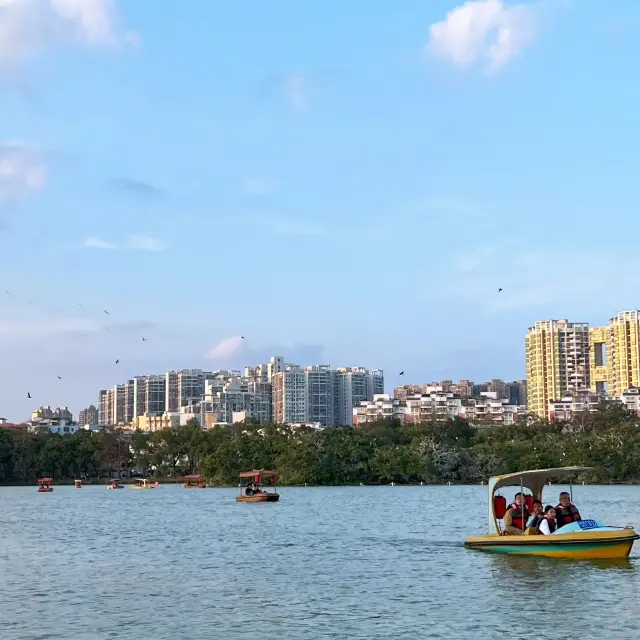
(3, 1, 640, 420)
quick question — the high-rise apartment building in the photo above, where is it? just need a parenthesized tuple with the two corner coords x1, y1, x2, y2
(590, 310, 640, 397)
(306, 365, 334, 428)
(333, 367, 384, 426)
(113, 380, 135, 424)
(165, 369, 208, 412)
(98, 389, 114, 426)
(133, 375, 166, 416)
(272, 365, 307, 423)
(525, 319, 590, 418)
(78, 405, 98, 426)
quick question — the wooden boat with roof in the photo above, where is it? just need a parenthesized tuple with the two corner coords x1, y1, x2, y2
(38, 477, 53, 493)
(465, 466, 639, 559)
(130, 478, 155, 490)
(74, 479, 82, 488)
(184, 474, 206, 489)
(236, 470, 280, 502)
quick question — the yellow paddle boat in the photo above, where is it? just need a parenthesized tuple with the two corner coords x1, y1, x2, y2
(130, 478, 155, 490)
(465, 466, 639, 559)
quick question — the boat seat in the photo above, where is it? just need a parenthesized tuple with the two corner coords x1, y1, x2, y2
(524, 527, 539, 536)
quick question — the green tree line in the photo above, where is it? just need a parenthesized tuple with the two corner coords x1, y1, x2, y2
(1, 406, 640, 485)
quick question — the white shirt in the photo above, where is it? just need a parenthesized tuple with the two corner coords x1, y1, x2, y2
(538, 518, 554, 535)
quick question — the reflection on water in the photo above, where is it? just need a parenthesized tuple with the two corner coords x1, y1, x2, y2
(1, 484, 640, 639)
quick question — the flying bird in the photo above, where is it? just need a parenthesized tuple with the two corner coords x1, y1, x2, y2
(27, 392, 31, 399)
(57, 376, 62, 380)
(103, 309, 109, 315)
(77, 303, 84, 309)
(498, 288, 503, 292)
(399, 371, 404, 376)
(4, 290, 10, 295)
(241, 336, 245, 339)
(115, 359, 119, 364)
(142, 337, 147, 341)
(104, 327, 109, 332)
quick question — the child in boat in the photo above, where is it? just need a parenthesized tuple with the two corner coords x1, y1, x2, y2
(537, 506, 557, 535)
(526, 500, 544, 529)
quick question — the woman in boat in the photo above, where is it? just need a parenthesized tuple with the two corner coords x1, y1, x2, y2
(537, 506, 557, 535)
(503, 492, 530, 535)
(526, 500, 544, 530)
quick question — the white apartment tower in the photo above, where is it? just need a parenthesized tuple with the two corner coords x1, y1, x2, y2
(133, 375, 166, 416)
(165, 369, 208, 412)
(334, 367, 385, 426)
(272, 364, 307, 424)
(305, 365, 334, 428)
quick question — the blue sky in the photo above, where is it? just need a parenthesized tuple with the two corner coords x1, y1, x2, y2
(1, 0, 640, 421)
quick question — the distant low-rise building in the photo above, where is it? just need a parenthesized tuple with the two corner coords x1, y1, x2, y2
(548, 390, 611, 422)
(353, 393, 406, 425)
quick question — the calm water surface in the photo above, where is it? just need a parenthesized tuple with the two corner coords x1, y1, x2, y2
(2, 484, 640, 639)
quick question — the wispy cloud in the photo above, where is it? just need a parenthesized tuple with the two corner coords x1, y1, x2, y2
(256, 72, 312, 111)
(206, 336, 245, 360)
(82, 234, 166, 251)
(0, 143, 46, 205)
(110, 177, 163, 198)
(0, 0, 137, 76)
(427, 0, 539, 74)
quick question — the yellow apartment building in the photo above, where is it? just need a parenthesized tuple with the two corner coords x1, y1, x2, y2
(525, 320, 590, 418)
(608, 310, 640, 396)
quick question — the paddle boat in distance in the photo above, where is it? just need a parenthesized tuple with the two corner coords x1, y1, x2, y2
(130, 478, 155, 490)
(74, 479, 82, 488)
(38, 478, 53, 493)
(107, 480, 125, 490)
(184, 474, 206, 489)
(465, 466, 640, 560)
(236, 470, 280, 502)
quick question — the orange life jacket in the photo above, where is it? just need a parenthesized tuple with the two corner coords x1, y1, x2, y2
(555, 503, 581, 527)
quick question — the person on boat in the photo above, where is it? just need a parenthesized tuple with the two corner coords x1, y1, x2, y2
(526, 500, 544, 530)
(245, 483, 254, 496)
(537, 505, 557, 535)
(555, 491, 581, 528)
(503, 492, 530, 534)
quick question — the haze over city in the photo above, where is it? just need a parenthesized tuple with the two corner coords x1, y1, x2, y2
(2, 0, 640, 421)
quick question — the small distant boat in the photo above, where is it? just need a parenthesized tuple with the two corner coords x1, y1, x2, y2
(465, 466, 640, 559)
(74, 479, 82, 488)
(38, 477, 53, 493)
(236, 470, 280, 502)
(107, 481, 124, 490)
(130, 478, 155, 490)
(184, 474, 206, 489)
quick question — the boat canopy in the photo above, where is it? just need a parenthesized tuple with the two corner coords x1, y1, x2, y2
(39, 477, 53, 483)
(486, 466, 593, 535)
(185, 474, 204, 480)
(239, 469, 277, 479)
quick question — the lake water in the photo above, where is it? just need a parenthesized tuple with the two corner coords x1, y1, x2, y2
(2, 484, 640, 639)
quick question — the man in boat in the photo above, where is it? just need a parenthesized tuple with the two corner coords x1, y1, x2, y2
(502, 492, 530, 535)
(555, 492, 581, 528)
(245, 482, 254, 496)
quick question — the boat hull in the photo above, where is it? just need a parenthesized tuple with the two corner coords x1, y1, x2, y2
(465, 529, 639, 559)
(37, 488, 53, 493)
(236, 493, 280, 503)
(184, 485, 206, 489)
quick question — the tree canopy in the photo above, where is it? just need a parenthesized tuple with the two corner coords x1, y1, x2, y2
(1, 407, 639, 485)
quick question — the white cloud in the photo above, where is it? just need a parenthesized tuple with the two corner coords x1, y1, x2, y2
(0, 0, 135, 73)
(0, 143, 46, 204)
(285, 73, 310, 111)
(82, 234, 166, 251)
(206, 336, 244, 360)
(427, 0, 538, 73)
(125, 235, 165, 251)
(441, 239, 640, 315)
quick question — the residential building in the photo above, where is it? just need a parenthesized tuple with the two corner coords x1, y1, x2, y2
(353, 394, 407, 425)
(548, 390, 610, 422)
(78, 405, 99, 427)
(30, 418, 79, 435)
(450, 380, 474, 398)
(334, 367, 383, 425)
(621, 387, 640, 416)
(608, 310, 640, 397)
(133, 375, 166, 417)
(505, 380, 527, 406)
(272, 365, 307, 424)
(525, 319, 591, 418)
(394, 384, 422, 401)
(305, 365, 334, 428)
(31, 406, 73, 422)
(113, 380, 135, 424)
(405, 391, 463, 423)
(98, 389, 113, 426)
(133, 412, 182, 432)
(267, 356, 285, 381)
(589, 325, 610, 394)
(461, 393, 526, 425)
(165, 369, 208, 412)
